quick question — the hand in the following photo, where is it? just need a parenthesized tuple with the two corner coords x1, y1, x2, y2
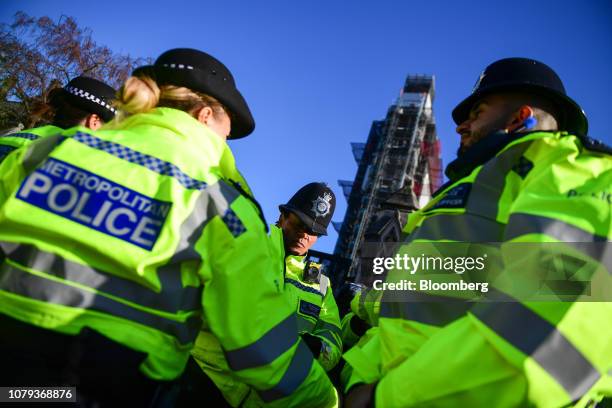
(336, 282, 366, 316)
(345, 383, 376, 408)
(350, 314, 371, 336)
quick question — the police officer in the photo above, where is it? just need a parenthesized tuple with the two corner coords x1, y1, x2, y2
(190, 182, 343, 407)
(0, 49, 336, 407)
(343, 58, 612, 407)
(276, 182, 342, 372)
(0, 76, 116, 162)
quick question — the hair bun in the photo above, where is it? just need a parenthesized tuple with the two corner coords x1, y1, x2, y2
(118, 75, 160, 114)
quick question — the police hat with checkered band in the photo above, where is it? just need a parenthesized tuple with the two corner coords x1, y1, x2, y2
(452, 58, 588, 135)
(279, 183, 336, 236)
(58, 76, 117, 122)
(137, 48, 255, 139)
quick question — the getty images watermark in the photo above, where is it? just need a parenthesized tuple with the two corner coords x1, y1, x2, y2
(360, 240, 611, 302)
(371, 253, 490, 293)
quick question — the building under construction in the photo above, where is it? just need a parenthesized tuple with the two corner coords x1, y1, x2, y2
(330, 74, 443, 286)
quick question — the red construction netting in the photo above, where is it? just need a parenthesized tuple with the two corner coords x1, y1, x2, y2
(412, 139, 443, 198)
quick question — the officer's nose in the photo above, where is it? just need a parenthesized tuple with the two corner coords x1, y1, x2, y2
(298, 230, 314, 243)
(456, 119, 471, 136)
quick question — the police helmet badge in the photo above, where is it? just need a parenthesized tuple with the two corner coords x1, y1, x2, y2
(311, 192, 332, 218)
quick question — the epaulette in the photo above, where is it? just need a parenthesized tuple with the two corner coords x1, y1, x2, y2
(577, 134, 612, 155)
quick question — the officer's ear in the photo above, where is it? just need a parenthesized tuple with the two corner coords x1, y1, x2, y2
(84, 114, 103, 131)
(194, 106, 214, 125)
(505, 105, 534, 133)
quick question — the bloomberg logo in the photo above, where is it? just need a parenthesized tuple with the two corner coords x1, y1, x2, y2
(17, 158, 171, 251)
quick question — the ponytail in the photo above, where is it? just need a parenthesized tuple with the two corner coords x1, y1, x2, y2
(117, 75, 161, 114)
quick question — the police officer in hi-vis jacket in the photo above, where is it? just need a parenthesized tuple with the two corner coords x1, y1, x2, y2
(0, 76, 116, 163)
(191, 182, 343, 407)
(343, 58, 612, 407)
(0, 48, 337, 407)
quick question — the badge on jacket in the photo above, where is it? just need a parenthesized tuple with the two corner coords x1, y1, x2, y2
(303, 261, 322, 284)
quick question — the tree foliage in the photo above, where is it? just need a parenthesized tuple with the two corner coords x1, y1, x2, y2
(0, 11, 150, 128)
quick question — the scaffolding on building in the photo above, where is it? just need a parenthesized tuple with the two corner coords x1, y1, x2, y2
(330, 74, 443, 287)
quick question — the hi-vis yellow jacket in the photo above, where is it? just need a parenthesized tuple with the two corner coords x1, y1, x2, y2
(0, 125, 63, 163)
(0, 108, 336, 406)
(191, 225, 341, 407)
(284, 248, 343, 372)
(344, 131, 612, 407)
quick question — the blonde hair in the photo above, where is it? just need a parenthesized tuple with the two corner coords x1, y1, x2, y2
(117, 72, 227, 119)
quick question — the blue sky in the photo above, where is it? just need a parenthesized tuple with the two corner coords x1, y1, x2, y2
(2, 0, 611, 253)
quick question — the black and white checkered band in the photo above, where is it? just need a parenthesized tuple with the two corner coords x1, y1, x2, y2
(65, 86, 116, 113)
(161, 63, 195, 70)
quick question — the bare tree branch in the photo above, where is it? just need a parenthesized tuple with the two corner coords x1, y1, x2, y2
(0, 11, 151, 127)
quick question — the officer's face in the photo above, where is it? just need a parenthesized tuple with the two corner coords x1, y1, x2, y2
(455, 94, 513, 154)
(278, 212, 319, 256)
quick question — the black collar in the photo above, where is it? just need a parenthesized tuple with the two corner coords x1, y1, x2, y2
(446, 131, 522, 180)
(434, 131, 525, 197)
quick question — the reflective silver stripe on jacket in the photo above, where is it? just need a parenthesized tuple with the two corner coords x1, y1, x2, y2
(319, 275, 330, 296)
(465, 141, 532, 219)
(505, 213, 612, 270)
(0, 261, 201, 344)
(22, 134, 66, 173)
(379, 291, 474, 326)
(506, 213, 609, 242)
(225, 313, 299, 371)
(257, 340, 314, 402)
(167, 180, 240, 260)
(471, 300, 600, 400)
(156, 180, 240, 310)
(408, 213, 505, 242)
(0, 241, 200, 314)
